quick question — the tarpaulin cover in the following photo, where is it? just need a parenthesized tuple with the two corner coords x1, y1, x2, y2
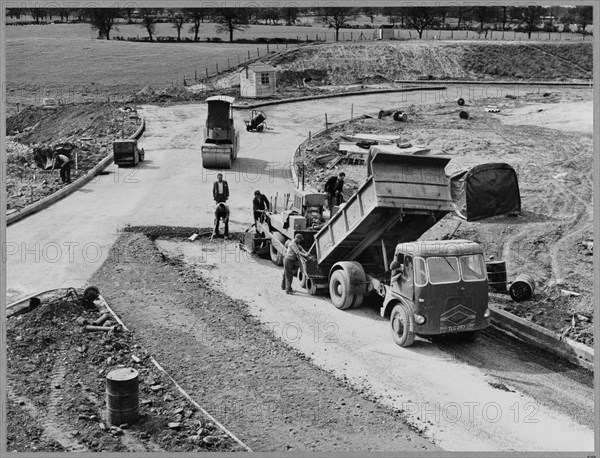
(446, 158, 521, 221)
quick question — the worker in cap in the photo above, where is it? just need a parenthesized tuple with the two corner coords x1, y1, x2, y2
(281, 233, 309, 294)
(252, 190, 270, 224)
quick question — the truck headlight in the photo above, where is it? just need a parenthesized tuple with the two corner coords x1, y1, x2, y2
(414, 314, 426, 325)
(484, 308, 490, 318)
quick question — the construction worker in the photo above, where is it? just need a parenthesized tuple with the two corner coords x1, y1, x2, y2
(53, 151, 72, 184)
(281, 233, 309, 295)
(252, 190, 270, 223)
(213, 173, 229, 204)
(324, 172, 345, 212)
(213, 202, 230, 239)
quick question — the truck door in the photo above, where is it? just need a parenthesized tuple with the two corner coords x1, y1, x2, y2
(399, 255, 414, 300)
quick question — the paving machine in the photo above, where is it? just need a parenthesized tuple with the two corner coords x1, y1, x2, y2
(201, 96, 239, 169)
(244, 110, 267, 132)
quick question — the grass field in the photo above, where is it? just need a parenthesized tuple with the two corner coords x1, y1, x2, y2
(5, 22, 592, 109)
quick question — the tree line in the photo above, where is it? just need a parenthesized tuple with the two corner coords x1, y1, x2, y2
(6, 6, 594, 42)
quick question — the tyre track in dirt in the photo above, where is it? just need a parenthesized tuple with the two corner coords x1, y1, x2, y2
(8, 351, 89, 452)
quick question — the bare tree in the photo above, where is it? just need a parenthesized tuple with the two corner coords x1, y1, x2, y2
(29, 8, 46, 23)
(87, 8, 119, 40)
(382, 7, 403, 27)
(510, 6, 544, 39)
(170, 10, 187, 41)
(573, 6, 593, 36)
(404, 7, 441, 39)
(140, 9, 158, 41)
(319, 7, 356, 41)
(184, 9, 204, 41)
(214, 8, 249, 43)
(362, 7, 378, 24)
(282, 7, 300, 26)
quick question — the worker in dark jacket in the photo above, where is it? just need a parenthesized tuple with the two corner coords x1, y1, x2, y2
(281, 233, 309, 294)
(213, 173, 229, 203)
(324, 172, 345, 212)
(213, 202, 230, 239)
(53, 152, 72, 184)
(253, 190, 270, 223)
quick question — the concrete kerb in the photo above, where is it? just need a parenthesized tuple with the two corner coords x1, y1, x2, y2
(6, 290, 253, 452)
(6, 118, 146, 226)
(286, 96, 594, 371)
(489, 305, 594, 371)
(233, 86, 447, 110)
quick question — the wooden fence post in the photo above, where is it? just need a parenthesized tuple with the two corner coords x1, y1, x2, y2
(216, 62, 219, 73)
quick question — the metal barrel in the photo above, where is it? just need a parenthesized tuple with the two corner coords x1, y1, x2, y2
(486, 261, 507, 293)
(106, 368, 139, 426)
(509, 273, 535, 302)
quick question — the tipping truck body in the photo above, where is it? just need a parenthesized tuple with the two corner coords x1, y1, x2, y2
(201, 96, 239, 169)
(245, 150, 490, 346)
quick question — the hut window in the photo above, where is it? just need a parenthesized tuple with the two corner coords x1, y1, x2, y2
(260, 73, 270, 84)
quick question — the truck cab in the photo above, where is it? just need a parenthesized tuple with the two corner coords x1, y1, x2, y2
(385, 240, 490, 346)
(113, 139, 144, 167)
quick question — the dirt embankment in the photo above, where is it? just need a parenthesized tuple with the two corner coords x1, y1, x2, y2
(5, 103, 141, 212)
(296, 89, 593, 346)
(7, 293, 242, 452)
(246, 41, 593, 87)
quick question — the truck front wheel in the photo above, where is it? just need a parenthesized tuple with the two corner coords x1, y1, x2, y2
(390, 303, 416, 347)
(329, 270, 362, 310)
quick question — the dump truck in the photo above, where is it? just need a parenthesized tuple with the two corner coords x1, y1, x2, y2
(244, 150, 490, 346)
(201, 96, 239, 169)
(113, 139, 145, 167)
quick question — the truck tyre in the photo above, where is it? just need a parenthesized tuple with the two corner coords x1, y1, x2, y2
(461, 330, 481, 342)
(139, 149, 145, 161)
(269, 233, 285, 266)
(297, 269, 307, 288)
(390, 303, 416, 347)
(329, 270, 362, 310)
(257, 124, 265, 133)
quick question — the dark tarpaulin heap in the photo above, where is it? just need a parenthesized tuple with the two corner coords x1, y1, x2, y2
(446, 159, 521, 221)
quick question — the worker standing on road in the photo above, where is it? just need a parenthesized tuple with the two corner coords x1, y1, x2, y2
(53, 152, 72, 184)
(324, 172, 345, 213)
(252, 190, 270, 223)
(213, 173, 229, 204)
(213, 202, 230, 239)
(281, 233, 309, 295)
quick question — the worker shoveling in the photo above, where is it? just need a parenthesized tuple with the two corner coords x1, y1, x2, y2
(243, 151, 490, 347)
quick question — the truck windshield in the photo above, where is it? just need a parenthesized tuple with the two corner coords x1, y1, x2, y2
(427, 257, 460, 284)
(459, 254, 487, 281)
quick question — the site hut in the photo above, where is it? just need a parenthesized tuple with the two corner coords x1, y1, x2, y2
(375, 24, 395, 40)
(240, 64, 277, 99)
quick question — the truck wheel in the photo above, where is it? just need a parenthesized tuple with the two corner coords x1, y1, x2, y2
(329, 270, 361, 310)
(269, 233, 285, 266)
(257, 124, 264, 133)
(461, 330, 481, 342)
(390, 303, 415, 347)
(297, 269, 307, 288)
(139, 149, 145, 161)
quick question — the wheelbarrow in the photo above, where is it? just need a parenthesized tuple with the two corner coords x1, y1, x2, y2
(244, 110, 267, 132)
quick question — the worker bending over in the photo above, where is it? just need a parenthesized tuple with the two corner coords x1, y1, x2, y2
(281, 233, 309, 295)
(213, 202, 230, 239)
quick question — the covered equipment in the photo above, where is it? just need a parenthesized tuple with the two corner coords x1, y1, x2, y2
(446, 158, 521, 221)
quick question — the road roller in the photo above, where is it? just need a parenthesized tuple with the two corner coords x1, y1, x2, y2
(201, 95, 239, 169)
